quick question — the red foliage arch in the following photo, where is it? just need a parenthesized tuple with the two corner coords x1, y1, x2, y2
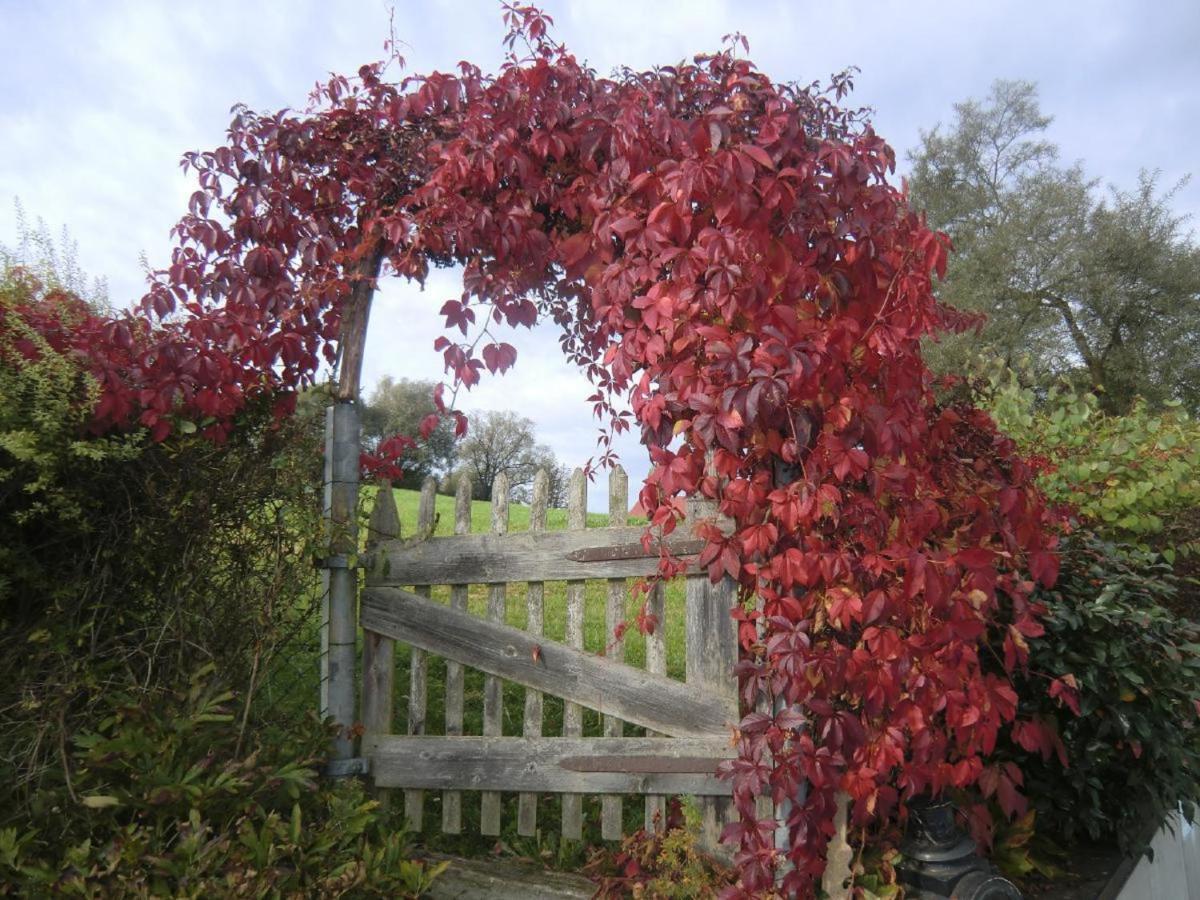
(13, 7, 1063, 895)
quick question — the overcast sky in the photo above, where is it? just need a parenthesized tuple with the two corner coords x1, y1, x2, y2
(3, 0, 1198, 507)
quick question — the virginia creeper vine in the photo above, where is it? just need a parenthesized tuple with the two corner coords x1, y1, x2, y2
(8, 7, 1067, 896)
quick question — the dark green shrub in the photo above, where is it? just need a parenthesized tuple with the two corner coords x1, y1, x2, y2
(0, 666, 445, 897)
(1000, 532, 1200, 850)
(1, 259, 331, 814)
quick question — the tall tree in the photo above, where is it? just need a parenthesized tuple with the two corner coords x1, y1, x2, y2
(908, 80, 1200, 412)
(361, 376, 456, 488)
(454, 410, 558, 502)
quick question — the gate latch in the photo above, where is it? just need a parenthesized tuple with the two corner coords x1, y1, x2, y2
(325, 757, 370, 778)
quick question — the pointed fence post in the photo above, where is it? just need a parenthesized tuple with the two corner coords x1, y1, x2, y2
(602, 466, 629, 840)
(560, 468, 587, 841)
(480, 473, 510, 836)
(405, 476, 437, 831)
(518, 468, 550, 837)
(441, 476, 473, 834)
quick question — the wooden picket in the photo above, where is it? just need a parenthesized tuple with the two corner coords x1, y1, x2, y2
(517, 469, 548, 836)
(442, 478, 472, 834)
(360, 466, 739, 849)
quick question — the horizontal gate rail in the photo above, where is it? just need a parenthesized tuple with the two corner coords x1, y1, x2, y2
(369, 525, 710, 584)
(361, 584, 732, 738)
(365, 736, 733, 796)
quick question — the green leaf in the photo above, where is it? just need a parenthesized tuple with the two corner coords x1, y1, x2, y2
(81, 795, 121, 809)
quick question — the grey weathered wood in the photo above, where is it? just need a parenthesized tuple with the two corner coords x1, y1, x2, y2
(366, 736, 733, 795)
(685, 496, 740, 857)
(442, 476, 472, 834)
(602, 467, 628, 840)
(754, 596, 775, 824)
(823, 792, 854, 898)
(404, 477, 437, 832)
(518, 469, 549, 837)
(370, 525, 713, 586)
(362, 586, 732, 738)
(562, 469, 587, 840)
(643, 580, 667, 832)
(320, 407, 333, 722)
(480, 473, 509, 836)
(361, 482, 399, 808)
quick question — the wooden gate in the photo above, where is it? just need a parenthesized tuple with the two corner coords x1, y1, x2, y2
(358, 466, 739, 847)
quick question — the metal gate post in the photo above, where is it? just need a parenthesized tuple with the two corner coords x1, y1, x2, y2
(322, 400, 361, 762)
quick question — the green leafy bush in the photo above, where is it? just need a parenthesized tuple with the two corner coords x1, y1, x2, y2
(999, 533, 1200, 850)
(983, 370, 1200, 552)
(0, 666, 444, 897)
(0, 233, 407, 892)
(1, 258, 330, 812)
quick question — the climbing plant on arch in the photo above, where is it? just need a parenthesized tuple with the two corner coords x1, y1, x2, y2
(24, 6, 1066, 896)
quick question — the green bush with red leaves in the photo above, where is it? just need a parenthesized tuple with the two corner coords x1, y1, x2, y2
(988, 532, 1200, 854)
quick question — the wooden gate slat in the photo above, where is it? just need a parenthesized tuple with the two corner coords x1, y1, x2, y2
(601, 467, 628, 840)
(481, 474, 509, 836)
(362, 584, 731, 737)
(405, 476, 437, 832)
(366, 736, 733, 796)
(562, 469, 587, 840)
(361, 482, 400, 809)
(685, 495, 740, 856)
(441, 477, 472, 835)
(643, 580, 667, 832)
(518, 469, 549, 837)
(370, 525, 711, 585)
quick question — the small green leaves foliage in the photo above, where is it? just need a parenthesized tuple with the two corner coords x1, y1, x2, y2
(986, 370, 1200, 549)
(0, 667, 444, 898)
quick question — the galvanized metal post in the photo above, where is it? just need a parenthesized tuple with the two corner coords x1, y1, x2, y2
(320, 240, 385, 765)
(323, 400, 361, 762)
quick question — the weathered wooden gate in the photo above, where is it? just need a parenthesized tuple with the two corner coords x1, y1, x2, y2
(357, 466, 740, 847)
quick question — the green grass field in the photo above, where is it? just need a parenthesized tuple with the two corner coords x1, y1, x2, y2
(389, 485, 612, 536)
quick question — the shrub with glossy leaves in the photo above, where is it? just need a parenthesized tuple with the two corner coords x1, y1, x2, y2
(995, 532, 1200, 851)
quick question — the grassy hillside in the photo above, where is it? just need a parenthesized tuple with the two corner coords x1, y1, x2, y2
(388, 485, 611, 536)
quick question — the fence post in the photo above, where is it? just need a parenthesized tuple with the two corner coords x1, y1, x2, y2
(361, 481, 400, 801)
(685, 494, 739, 856)
(323, 400, 360, 762)
(321, 242, 383, 765)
